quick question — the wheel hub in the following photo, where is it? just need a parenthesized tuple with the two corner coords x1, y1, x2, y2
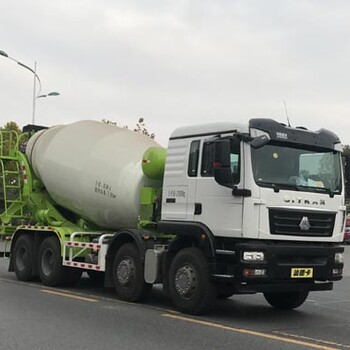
(175, 264, 197, 299)
(41, 249, 54, 276)
(117, 257, 135, 287)
(16, 247, 27, 271)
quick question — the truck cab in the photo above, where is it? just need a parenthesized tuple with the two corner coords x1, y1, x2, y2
(159, 118, 344, 309)
(162, 118, 345, 241)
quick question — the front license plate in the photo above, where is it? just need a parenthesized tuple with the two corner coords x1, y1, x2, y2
(291, 268, 313, 278)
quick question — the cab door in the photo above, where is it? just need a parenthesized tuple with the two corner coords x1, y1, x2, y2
(161, 138, 200, 221)
(194, 136, 244, 238)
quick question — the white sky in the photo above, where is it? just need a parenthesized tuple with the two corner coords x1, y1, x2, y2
(0, 0, 349, 146)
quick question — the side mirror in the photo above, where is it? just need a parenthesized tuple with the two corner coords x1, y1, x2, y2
(213, 139, 233, 189)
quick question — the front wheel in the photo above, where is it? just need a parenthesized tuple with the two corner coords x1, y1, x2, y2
(264, 291, 309, 310)
(112, 243, 152, 302)
(169, 247, 215, 315)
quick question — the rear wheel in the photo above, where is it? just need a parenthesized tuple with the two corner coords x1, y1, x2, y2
(38, 236, 65, 286)
(169, 247, 215, 315)
(112, 243, 152, 302)
(13, 235, 34, 281)
(264, 291, 309, 310)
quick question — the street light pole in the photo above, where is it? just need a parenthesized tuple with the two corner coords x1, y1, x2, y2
(32, 61, 37, 125)
(0, 50, 59, 125)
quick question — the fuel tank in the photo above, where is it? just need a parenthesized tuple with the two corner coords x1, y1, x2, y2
(26, 120, 161, 229)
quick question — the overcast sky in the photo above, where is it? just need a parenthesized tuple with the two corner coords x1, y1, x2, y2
(0, 0, 349, 146)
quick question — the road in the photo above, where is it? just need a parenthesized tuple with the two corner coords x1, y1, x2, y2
(0, 246, 349, 350)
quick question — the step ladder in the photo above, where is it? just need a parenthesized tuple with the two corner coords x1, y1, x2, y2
(0, 129, 26, 227)
(0, 160, 24, 220)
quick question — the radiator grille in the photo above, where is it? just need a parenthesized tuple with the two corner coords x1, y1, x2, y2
(269, 209, 336, 237)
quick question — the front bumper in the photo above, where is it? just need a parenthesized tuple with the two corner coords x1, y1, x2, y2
(212, 241, 344, 294)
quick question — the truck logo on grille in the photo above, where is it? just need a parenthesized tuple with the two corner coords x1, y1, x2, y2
(299, 216, 311, 231)
(284, 196, 326, 206)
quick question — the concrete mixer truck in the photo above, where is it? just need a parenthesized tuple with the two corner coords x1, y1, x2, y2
(0, 119, 346, 314)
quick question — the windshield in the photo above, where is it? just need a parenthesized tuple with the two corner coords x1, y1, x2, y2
(251, 144, 342, 194)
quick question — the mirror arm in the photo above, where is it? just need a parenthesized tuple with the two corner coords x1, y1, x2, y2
(232, 186, 252, 197)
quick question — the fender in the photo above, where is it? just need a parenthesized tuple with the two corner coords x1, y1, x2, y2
(104, 229, 156, 287)
(157, 221, 216, 258)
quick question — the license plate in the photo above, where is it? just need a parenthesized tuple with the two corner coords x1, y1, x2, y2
(291, 268, 313, 278)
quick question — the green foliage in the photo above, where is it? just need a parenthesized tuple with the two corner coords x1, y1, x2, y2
(1, 121, 21, 135)
(343, 144, 350, 155)
(0, 121, 22, 157)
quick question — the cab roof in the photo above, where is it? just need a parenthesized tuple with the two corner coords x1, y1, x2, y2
(170, 122, 249, 140)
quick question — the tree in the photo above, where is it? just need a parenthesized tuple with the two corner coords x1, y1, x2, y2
(133, 118, 155, 139)
(343, 144, 350, 155)
(102, 118, 155, 139)
(2, 121, 21, 135)
(0, 121, 22, 157)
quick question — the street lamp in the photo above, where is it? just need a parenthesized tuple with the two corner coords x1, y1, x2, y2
(0, 50, 59, 125)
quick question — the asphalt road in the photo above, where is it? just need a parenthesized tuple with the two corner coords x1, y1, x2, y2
(0, 247, 349, 350)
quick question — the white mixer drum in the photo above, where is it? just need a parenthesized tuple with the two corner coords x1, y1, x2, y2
(26, 120, 160, 229)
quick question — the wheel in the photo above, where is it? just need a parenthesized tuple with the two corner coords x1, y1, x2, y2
(264, 291, 309, 310)
(112, 243, 152, 302)
(87, 270, 105, 285)
(169, 247, 215, 315)
(38, 236, 66, 286)
(13, 235, 34, 281)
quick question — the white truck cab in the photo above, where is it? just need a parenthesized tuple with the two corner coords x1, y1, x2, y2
(158, 118, 344, 311)
(162, 118, 345, 241)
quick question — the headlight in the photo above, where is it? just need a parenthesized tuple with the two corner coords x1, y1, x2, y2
(243, 251, 265, 262)
(335, 252, 344, 264)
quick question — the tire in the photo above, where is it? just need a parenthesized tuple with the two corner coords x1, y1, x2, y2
(38, 236, 66, 287)
(169, 247, 215, 315)
(264, 291, 309, 310)
(112, 243, 152, 302)
(13, 235, 34, 281)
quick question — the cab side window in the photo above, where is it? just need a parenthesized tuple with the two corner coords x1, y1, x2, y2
(188, 140, 200, 177)
(201, 138, 241, 184)
(230, 139, 240, 184)
(201, 142, 215, 177)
